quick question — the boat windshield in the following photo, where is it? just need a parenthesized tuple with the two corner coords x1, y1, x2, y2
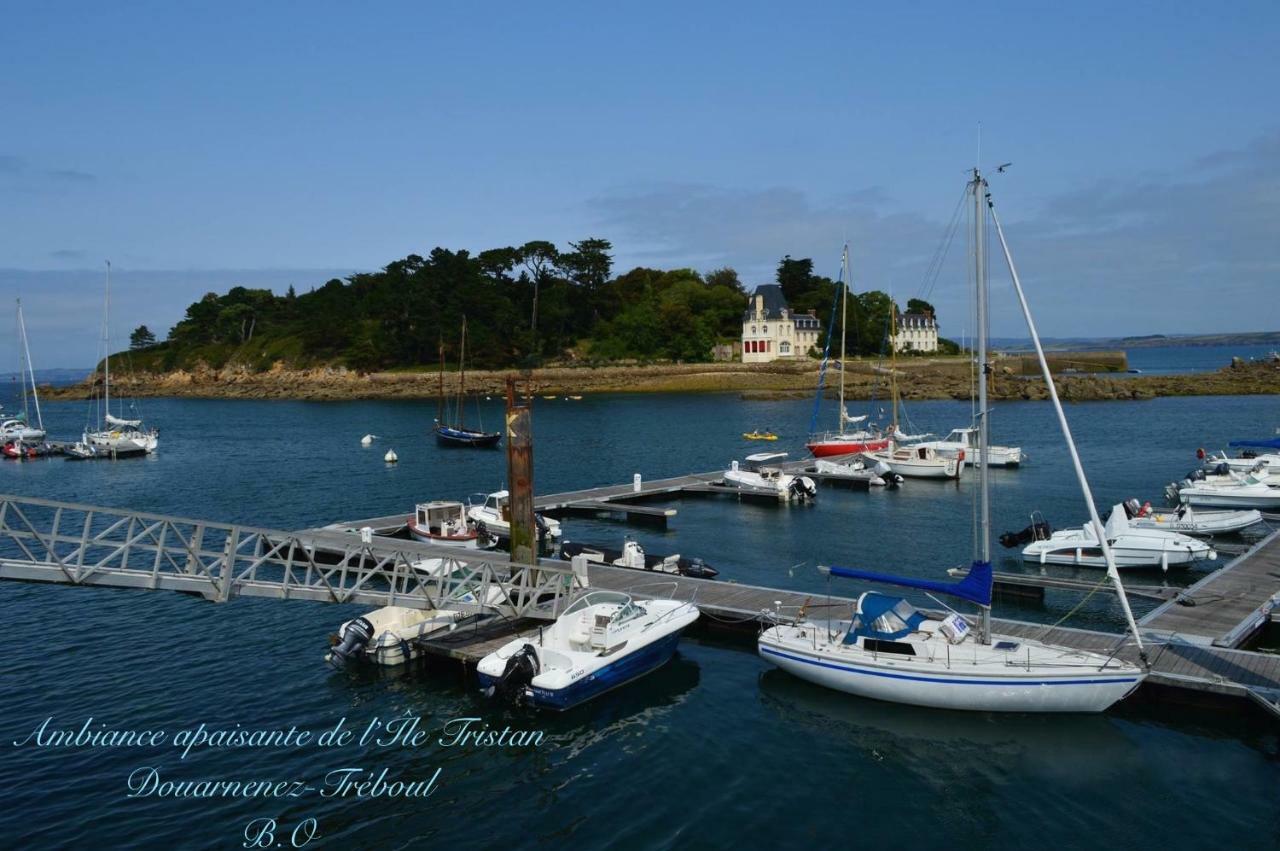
(844, 593, 925, 644)
(563, 590, 631, 616)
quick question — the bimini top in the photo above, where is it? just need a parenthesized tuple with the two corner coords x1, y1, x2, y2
(844, 592, 925, 644)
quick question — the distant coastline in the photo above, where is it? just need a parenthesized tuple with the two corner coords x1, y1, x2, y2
(39, 355, 1280, 403)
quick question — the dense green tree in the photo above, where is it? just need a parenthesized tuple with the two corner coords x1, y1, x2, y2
(129, 325, 157, 349)
(906, 298, 936, 315)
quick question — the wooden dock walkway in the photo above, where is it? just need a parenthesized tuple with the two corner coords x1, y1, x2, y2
(1139, 529, 1280, 647)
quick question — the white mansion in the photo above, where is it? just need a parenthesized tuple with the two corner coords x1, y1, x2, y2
(741, 285, 822, 363)
(893, 311, 940, 353)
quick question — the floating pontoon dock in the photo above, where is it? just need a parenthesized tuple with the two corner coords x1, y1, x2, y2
(2, 492, 1279, 717)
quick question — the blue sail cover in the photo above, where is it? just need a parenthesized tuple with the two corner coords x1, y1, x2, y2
(1228, 437, 1280, 450)
(827, 560, 993, 607)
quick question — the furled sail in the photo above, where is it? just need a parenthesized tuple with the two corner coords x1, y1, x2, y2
(825, 560, 992, 607)
(105, 414, 142, 428)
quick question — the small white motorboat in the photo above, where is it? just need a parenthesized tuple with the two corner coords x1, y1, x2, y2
(915, 427, 1022, 468)
(865, 443, 962, 480)
(1019, 503, 1217, 570)
(1172, 474, 1280, 510)
(1199, 450, 1279, 474)
(560, 538, 719, 578)
(407, 501, 496, 549)
(1122, 498, 1262, 537)
(812, 455, 901, 487)
(467, 490, 562, 540)
(722, 452, 817, 502)
(476, 588, 699, 710)
(326, 605, 472, 666)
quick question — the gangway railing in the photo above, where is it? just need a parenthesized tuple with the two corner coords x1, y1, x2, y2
(0, 494, 582, 619)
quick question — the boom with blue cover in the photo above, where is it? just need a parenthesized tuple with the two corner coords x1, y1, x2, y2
(826, 560, 993, 607)
(1228, 437, 1280, 451)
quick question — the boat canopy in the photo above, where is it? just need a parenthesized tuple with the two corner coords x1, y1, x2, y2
(1229, 437, 1280, 450)
(105, 414, 141, 428)
(827, 560, 993, 607)
(843, 592, 926, 643)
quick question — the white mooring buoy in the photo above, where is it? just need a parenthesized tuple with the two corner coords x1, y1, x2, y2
(361, 433, 376, 446)
(384, 448, 398, 463)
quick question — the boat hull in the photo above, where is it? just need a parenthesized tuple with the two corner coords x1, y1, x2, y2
(1021, 541, 1212, 569)
(477, 629, 687, 711)
(758, 637, 1142, 713)
(807, 437, 891, 458)
(406, 519, 487, 548)
(1179, 489, 1280, 510)
(434, 426, 501, 448)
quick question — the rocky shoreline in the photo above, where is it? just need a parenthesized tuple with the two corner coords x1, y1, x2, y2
(39, 357, 1280, 403)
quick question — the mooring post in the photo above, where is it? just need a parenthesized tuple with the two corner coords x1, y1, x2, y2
(505, 378, 537, 569)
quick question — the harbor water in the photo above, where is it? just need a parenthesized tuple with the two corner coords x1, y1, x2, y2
(1, 390, 1278, 848)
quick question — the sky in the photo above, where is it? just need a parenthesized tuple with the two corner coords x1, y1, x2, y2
(2, 1, 1277, 367)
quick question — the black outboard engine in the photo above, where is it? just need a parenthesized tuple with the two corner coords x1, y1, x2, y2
(682, 557, 719, 579)
(326, 616, 375, 666)
(789, 476, 818, 502)
(1124, 498, 1142, 519)
(999, 521, 1052, 549)
(1185, 469, 1207, 482)
(488, 644, 540, 704)
(1212, 462, 1231, 476)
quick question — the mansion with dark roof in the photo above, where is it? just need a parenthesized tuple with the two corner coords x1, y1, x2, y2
(894, 311, 939, 353)
(741, 284, 822, 363)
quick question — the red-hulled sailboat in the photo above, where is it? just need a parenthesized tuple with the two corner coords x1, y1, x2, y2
(805, 244, 890, 458)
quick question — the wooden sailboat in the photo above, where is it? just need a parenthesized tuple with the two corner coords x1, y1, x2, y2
(805, 244, 890, 458)
(433, 317, 501, 448)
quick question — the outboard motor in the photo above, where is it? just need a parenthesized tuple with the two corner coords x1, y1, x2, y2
(619, 540, 646, 569)
(486, 644, 539, 704)
(1185, 469, 1207, 482)
(789, 476, 818, 502)
(1212, 462, 1232, 476)
(682, 557, 719, 579)
(326, 616, 375, 666)
(1123, 498, 1142, 519)
(999, 521, 1053, 549)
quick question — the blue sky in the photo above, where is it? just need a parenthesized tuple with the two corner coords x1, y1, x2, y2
(2, 1, 1277, 366)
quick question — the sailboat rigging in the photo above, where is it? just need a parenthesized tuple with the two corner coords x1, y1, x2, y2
(805, 244, 890, 458)
(433, 316, 501, 448)
(2, 299, 50, 458)
(758, 169, 1147, 712)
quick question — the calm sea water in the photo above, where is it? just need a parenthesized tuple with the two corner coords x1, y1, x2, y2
(1123, 343, 1277, 375)
(1, 388, 1278, 849)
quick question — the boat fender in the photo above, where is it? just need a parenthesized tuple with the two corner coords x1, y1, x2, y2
(490, 644, 540, 703)
(327, 616, 375, 665)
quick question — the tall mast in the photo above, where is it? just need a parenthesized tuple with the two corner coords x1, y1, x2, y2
(986, 188, 1146, 657)
(458, 316, 467, 430)
(437, 335, 445, 424)
(837, 243, 848, 430)
(973, 169, 992, 644)
(103, 260, 112, 419)
(17, 300, 43, 431)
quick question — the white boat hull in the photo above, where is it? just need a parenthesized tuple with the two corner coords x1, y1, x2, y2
(759, 629, 1142, 713)
(1130, 508, 1262, 537)
(1179, 486, 1280, 510)
(867, 450, 961, 480)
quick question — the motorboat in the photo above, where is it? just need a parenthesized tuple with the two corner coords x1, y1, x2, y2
(0, 418, 44, 443)
(476, 588, 699, 710)
(1019, 504, 1216, 570)
(467, 490, 562, 540)
(864, 443, 962, 480)
(1171, 474, 1280, 510)
(325, 606, 474, 667)
(759, 170, 1148, 712)
(913, 427, 1021, 467)
(407, 501, 496, 549)
(1122, 499, 1262, 537)
(759, 584, 1143, 712)
(2, 439, 55, 459)
(1198, 449, 1280, 473)
(812, 455, 901, 487)
(722, 452, 817, 502)
(560, 539, 718, 578)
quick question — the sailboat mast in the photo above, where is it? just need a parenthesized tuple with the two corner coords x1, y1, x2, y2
(838, 243, 848, 429)
(459, 316, 467, 430)
(437, 336, 445, 424)
(103, 261, 111, 420)
(17, 300, 43, 431)
(973, 169, 992, 644)
(986, 190, 1146, 656)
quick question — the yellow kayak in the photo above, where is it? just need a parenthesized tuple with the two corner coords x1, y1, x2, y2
(743, 431, 779, 441)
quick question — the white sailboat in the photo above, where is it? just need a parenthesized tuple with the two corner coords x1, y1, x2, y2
(78, 262, 158, 458)
(758, 169, 1147, 712)
(2, 300, 48, 454)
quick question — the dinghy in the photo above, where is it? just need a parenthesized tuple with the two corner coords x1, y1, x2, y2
(477, 588, 699, 710)
(1172, 474, 1280, 510)
(1123, 499, 1262, 537)
(326, 606, 473, 667)
(812, 455, 901, 487)
(560, 539, 718, 578)
(722, 452, 817, 502)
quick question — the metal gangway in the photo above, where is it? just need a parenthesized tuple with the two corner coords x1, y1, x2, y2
(0, 494, 583, 619)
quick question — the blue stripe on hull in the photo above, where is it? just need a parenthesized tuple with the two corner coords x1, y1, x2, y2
(478, 631, 686, 711)
(759, 645, 1139, 687)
